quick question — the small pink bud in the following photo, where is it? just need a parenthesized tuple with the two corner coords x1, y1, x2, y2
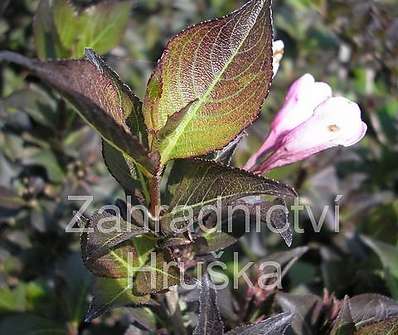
(251, 97, 367, 173)
(272, 40, 284, 78)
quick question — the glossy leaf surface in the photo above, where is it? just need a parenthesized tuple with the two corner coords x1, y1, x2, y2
(331, 296, 355, 335)
(225, 313, 293, 335)
(355, 317, 398, 334)
(162, 159, 296, 233)
(81, 211, 147, 273)
(3, 50, 156, 174)
(193, 274, 224, 335)
(133, 249, 181, 295)
(143, 0, 273, 163)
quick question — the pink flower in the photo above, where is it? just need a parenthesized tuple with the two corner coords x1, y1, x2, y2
(245, 74, 367, 173)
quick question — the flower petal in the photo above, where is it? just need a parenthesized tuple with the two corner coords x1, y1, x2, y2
(244, 74, 333, 170)
(272, 74, 333, 135)
(253, 97, 367, 173)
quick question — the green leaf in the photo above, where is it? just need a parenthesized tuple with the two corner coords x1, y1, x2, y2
(361, 236, 398, 297)
(24, 149, 65, 183)
(362, 236, 398, 278)
(161, 159, 296, 234)
(156, 99, 198, 142)
(53, 0, 133, 58)
(0, 314, 67, 335)
(85, 277, 150, 322)
(0, 88, 57, 128)
(195, 230, 241, 254)
(33, 0, 67, 59)
(0, 286, 27, 313)
(57, 253, 92, 323)
(85, 240, 139, 279)
(0, 50, 156, 174)
(143, 0, 273, 164)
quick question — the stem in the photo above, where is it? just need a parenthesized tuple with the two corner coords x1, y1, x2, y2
(149, 171, 162, 219)
(0, 50, 36, 69)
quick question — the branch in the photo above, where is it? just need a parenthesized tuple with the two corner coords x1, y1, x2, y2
(0, 51, 36, 70)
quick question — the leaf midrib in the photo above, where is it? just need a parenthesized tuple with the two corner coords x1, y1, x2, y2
(159, 1, 264, 164)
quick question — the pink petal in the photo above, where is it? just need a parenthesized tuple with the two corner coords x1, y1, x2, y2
(253, 97, 367, 173)
(244, 74, 332, 170)
(272, 74, 333, 135)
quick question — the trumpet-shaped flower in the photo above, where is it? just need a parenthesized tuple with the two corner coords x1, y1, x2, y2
(245, 74, 367, 173)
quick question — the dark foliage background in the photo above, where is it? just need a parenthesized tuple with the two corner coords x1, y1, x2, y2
(0, 0, 397, 334)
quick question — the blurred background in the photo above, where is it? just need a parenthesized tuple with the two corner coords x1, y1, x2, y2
(0, 0, 397, 334)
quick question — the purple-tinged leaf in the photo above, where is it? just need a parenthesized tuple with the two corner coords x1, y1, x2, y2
(275, 293, 324, 335)
(244, 247, 309, 306)
(250, 197, 293, 247)
(99, 81, 150, 199)
(331, 296, 355, 335)
(225, 313, 293, 335)
(81, 212, 147, 272)
(132, 249, 181, 296)
(0, 50, 156, 174)
(193, 274, 224, 335)
(102, 141, 146, 197)
(196, 198, 294, 253)
(143, 0, 273, 164)
(354, 317, 398, 334)
(162, 159, 296, 235)
(349, 294, 398, 328)
(260, 246, 309, 280)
